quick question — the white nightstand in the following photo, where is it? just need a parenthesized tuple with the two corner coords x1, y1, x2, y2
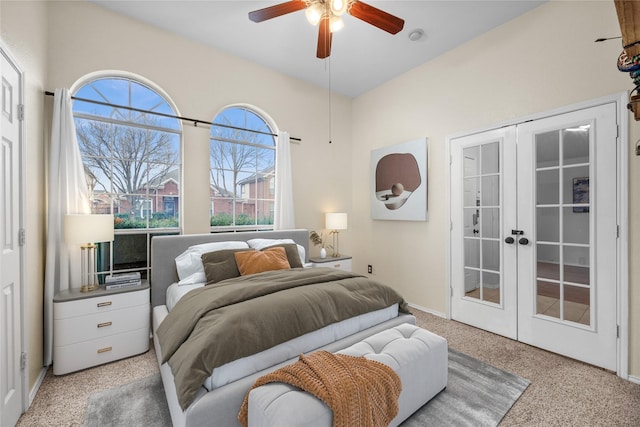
(309, 255, 352, 272)
(53, 282, 150, 375)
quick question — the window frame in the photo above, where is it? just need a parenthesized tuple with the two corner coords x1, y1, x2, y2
(209, 104, 278, 233)
(71, 73, 183, 281)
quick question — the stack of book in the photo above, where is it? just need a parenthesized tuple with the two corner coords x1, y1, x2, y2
(104, 272, 142, 290)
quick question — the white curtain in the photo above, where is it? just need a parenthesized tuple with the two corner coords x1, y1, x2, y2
(274, 131, 295, 229)
(43, 89, 91, 365)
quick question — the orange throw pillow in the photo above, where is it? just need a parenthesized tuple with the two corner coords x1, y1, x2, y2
(234, 247, 291, 276)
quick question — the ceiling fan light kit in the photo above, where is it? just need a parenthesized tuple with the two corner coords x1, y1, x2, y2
(249, 0, 405, 58)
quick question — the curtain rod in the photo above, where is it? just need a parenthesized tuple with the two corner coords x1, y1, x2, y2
(44, 91, 301, 142)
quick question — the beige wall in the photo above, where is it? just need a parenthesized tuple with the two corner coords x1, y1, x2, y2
(1, 0, 49, 396)
(351, 1, 639, 376)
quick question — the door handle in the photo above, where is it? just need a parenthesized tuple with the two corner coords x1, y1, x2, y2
(504, 237, 515, 244)
(519, 237, 529, 245)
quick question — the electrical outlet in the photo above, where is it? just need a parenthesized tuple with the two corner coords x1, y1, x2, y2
(367, 265, 373, 274)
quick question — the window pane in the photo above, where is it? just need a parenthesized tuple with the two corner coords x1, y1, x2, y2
(210, 106, 276, 230)
(73, 76, 181, 281)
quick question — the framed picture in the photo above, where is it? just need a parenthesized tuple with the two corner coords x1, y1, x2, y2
(572, 177, 589, 213)
(370, 138, 428, 221)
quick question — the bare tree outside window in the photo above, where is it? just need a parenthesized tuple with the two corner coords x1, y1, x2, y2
(210, 107, 276, 230)
(72, 76, 181, 280)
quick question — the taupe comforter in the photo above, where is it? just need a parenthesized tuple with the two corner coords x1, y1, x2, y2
(156, 268, 409, 410)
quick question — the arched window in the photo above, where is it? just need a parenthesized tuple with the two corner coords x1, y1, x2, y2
(209, 106, 276, 231)
(72, 76, 181, 280)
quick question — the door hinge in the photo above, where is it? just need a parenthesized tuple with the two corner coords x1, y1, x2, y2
(18, 104, 24, 121)
(18, 228, 25, 246)
(617, 225, 620, 239)
(20, 352, 27, 370)
(617, 325, 620, 338)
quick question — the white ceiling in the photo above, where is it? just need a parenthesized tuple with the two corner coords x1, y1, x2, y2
(90, 1, 545, 98)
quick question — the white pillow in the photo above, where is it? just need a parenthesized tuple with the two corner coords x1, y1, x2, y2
(175, 241, 249, 281)
(246, 238, 306, 266)
(178, 272, 206, 286)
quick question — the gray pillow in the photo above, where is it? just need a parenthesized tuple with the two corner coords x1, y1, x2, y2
(201, 248, 251, 285)
(261, 243, 303, 268)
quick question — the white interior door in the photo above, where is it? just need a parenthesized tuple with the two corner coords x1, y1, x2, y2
(450, 126, 517, 339)
(1, 47, 24, 427)
(450, 103, 619, 371)
(516, 103, 618, 370)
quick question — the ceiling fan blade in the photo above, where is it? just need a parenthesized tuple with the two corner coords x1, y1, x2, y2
(317, 17, 332, 59)
(349, 1, 405, 34)
(248, 0, 307, 23)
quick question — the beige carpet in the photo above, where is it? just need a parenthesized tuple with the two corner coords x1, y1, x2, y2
(17, 309, 640, 426)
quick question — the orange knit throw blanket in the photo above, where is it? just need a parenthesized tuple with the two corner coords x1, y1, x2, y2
(238, 351, 402, 427)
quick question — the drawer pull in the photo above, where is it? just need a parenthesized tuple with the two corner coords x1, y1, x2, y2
(97, 301, 112, 308)
(97, 346, 112, 354)
(334, 264, 341, 268)
(97, 322, 112, 328)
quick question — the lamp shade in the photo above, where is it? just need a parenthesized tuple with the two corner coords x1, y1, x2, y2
(326, 212, 347, 230)
(64, 214, 114, 244)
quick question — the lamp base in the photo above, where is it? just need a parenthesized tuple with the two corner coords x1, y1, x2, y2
(80, 284, 99, 293)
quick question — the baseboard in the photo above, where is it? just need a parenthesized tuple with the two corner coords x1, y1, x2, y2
(628, 375, 640, 385)
(408, 303, 446, 319)
(28, 366, 48, 407)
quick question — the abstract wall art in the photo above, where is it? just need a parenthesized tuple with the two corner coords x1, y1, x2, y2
(370, 138, 428, 221)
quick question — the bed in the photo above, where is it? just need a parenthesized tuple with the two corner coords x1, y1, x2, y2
(151, 229, 416, 427)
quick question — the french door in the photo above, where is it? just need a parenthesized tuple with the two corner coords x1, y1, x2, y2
(451, 103, 619, 371)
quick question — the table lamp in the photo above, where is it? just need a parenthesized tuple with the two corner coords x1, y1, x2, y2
(64, 214, 114, 292)
(326, 212, 347, 257)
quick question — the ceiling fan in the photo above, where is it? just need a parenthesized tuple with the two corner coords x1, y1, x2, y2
(248, 0, 405, 59)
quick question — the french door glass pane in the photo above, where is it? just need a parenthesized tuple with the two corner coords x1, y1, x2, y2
(463, 208, 479, 237)
(536, 131, 560, 168)
(463, 177, 480, 207)
(563, 166, 589, 205)
(481, 175, 500, 205)
(537, 244, 560, 280)
(481, 142, 499, 174)
(562, 126, 590, 165)
(482, 240, 500, 271)
(464, 238, 480, 268)
(536, 280, 560, 318)
(482, 208, 500, 238)
(563, 284, 590, 325)
(463, 146, 480, 176)
(536, 169, 559, 204)
(482, 271, 501, 304)
(563, 207, 589, 244)
(537, 207, 559, 242)
(563, 246, 590, 285)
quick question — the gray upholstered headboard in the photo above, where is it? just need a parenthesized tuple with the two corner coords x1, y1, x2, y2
(150, 229, 309, 308)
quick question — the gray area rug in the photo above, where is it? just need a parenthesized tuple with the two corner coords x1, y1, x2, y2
(83, 349, 529, 427)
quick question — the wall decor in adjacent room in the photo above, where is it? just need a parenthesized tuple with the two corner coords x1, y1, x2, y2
(371, 138, 428, 221)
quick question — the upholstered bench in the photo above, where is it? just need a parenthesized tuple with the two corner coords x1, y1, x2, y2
(247, 323, 448, 427)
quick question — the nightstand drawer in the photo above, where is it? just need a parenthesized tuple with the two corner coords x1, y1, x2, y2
(53, 305, 149, 346)
(310, 257, 352, 271)
(323, 259, 352, 271)
(54, 288, 149, 319)
(53, 327, 149, 375)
